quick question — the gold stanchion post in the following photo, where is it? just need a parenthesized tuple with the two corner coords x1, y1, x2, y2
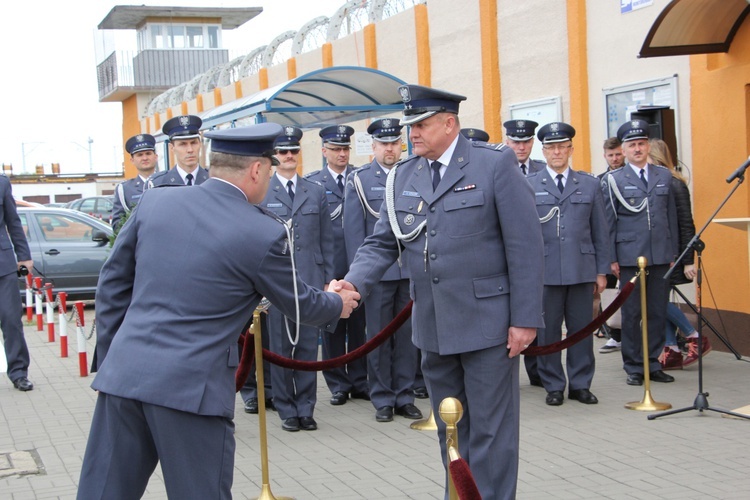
(625, 256, 672, 412)
(439, 398, 463, 500)
(251, 307, 293, 500)
(410, 407, 438, 431)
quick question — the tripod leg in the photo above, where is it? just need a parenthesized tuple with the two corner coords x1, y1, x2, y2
(671, 286, 741, 359)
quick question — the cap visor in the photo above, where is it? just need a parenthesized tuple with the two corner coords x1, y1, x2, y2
(372, 136, 402, 143)
(170, 133, 201, 141)
(400, 111, 437, 126)
(506, 135, 534, 142)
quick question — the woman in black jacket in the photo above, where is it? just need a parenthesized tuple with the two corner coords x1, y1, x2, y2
(649, 139, 711, 370)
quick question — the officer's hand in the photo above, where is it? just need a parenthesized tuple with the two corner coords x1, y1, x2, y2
(595, 275, 607, 294)
(507, 327, 536, 358)
(18, 260, 33, 271)
(330, 281, 360, 319)
(610, 262, 620, 279)
(329, 279, 358, 293)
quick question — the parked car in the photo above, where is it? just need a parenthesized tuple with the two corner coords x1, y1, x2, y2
(17, 207, 113, 300)
(15, 199, 45, 208)
(64, 196, 114, 224)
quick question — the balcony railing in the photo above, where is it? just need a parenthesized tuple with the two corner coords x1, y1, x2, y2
(97, 49, 229, 100)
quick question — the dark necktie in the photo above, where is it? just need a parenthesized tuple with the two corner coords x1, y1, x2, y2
(520, 163, 527, 176)
(186, 173, 194, 186)
(287, 180, 295, 202)
(337, 174, 344, 194)
(556, 173, 564, 193)
(431, 161, 442, 191)
(639, 168, 647, 187)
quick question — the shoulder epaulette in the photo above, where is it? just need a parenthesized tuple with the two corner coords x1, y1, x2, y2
(472, 141, 508, 152)
(299, 176, 323, 188)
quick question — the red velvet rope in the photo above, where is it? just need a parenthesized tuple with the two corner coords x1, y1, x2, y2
(235, 280, 635, 391)
(523, 280, 635, 356)
(449, 457, 482, 500)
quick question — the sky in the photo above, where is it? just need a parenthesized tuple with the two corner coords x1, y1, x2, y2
(0, 0, 347, 176)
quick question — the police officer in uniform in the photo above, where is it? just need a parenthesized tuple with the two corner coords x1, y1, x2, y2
(112, 133, 158, 230)
(344, 118, 422, 422)
(149, 115, 209, 187)
(460, 127, 490, 143)
(527, 122, 609, 406)
(306, 125, 369, 405)
(504, 118, 545, 386)
(337, 84, 544, 499)
(504, 119, 545, 176)
(78, 123, 360, 499)
(259, 126, 335, 432)
(601, 119, 679, 386)
(0, 176, 34, 391)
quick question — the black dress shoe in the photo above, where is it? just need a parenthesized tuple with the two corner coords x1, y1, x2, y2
(529, 376, 544, 388)
(282, 417, 300, 432)
(626, 373, 644, 386)
(413, 387, 429, 399)
(375, 406, 394, 422)
(350, 390, 371, 401)
(244, 398, 259, 414)
(12, 377, 33, 392)
(265, 398, 276, 411)
(395, 403, 423, 419)
(299, 416, 317, 431)
(330, 391, 348, 405)
(545, 391, 564, 406)
(650, 370, 675, 383)
(568, 388, 598, 404)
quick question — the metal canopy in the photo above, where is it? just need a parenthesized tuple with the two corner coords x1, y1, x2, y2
(639, 0, 750, 58)
(199, 66, 406, 130)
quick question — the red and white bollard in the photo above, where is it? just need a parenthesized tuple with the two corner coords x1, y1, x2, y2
(75, 301, 88, 377)
(45, 284, 55, 343)
(25, 273, 33, 323)
(58, 292, 68, 358)
(34, 277, 43, 331)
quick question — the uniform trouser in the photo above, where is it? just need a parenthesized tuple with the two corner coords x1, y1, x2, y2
(268, 307, 318, 419)
(538, 283, 596, 393)
(422, 346, 519, 500)
(365, 279, 417, 409)
(321, 305, 368, 394)
(240, 312, 273, 402)
(0, 272, 30, 381)
(77, 393, 234, 500)
(619, 264, 670, 375)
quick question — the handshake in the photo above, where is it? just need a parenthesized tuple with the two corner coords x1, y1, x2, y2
(327, 279, 360, 319)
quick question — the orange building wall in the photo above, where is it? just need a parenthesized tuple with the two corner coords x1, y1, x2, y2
(121, 95, 141, 178)
(690, 20, 750, 316)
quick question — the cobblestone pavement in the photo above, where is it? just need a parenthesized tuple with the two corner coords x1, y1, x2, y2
(2, 305, 749, 499)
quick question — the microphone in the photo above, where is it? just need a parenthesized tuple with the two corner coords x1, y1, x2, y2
(726, 156, 750, 183)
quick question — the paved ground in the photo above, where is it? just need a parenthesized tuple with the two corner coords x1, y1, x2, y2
(2, 305, 750, 499)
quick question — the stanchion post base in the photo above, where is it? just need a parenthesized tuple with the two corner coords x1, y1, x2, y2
(252, 484, 294, 500)
(410, 408, 438, 431)
(625, 390, 672, 411)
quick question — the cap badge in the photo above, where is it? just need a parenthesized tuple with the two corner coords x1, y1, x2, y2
(382, 118, 392, 128)
(179, 116, 190, 127)
(337, 125, 347, 135)
(399, 86, 411, 103)
(136, 135, 144, 142)
(284, 126, 295, 136)
(517, 120, 525, 128)
(631, 120, 640, 128)
(550, 123, 559, 132)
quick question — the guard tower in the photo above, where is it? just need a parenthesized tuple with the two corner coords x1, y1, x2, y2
(95, 5, 261, 176)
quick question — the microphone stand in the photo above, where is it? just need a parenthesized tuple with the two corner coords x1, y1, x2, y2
(650, 170, 749, 420)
